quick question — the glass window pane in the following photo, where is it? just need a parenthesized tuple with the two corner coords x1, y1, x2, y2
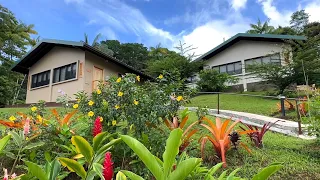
(234, 62, 242, 74)
(72, 63, 77, 78)
(43, 72, 47, 81)
(37, 74, 42, 83)
(212, 66, 219, 72)
(60, 66, 66, 81)
(227, 63, 235, 74)
(220, 65, 226, 73)
(54, 69, 59, 83)
(252, 58, 261, 64)
(262, 56, 270, 64)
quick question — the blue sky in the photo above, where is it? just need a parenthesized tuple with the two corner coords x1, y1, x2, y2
(1, 0, 320, 55)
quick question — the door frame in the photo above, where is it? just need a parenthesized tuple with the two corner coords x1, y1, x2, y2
(92, 65, 104, 91)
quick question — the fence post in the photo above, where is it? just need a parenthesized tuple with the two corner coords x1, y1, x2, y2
(280, 96, 286, 117)
(295, 99, 303, 135)
(217, 93, 220, 114)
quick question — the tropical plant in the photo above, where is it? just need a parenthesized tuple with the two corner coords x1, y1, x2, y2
(240, 121, 279, 148)
(246, 18, 275, 34)
(163, 108, 199, 154)
(58, 133, 121, 180)
(197, 69, 238, 92)
(0, 134, 11, 153)
(200, 117, 253, 167)
(119, 128, 202, 180)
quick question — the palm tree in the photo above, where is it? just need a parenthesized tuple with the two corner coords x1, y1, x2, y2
(83, 33, 101, 48)
(247, 18, 275, 34)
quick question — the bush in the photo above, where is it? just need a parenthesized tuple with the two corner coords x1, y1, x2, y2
(197, 69, 238, 92)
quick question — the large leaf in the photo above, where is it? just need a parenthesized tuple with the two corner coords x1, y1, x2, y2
(205, 163, 223, 180)
(71, 136, 94, 162)
(25, 161, 48, 180)
(121, 170, 145, 180)
(116, 171, 127, 180)
(167, 158, 201, 180)
(49, 159, 61, 180)
(163, 128, 182, 177)
(8, 131, 22, 146)
(93, 132, 109, 151)
(120, 135, 163, 180)
(95, 138, 121, 162)
(0, 134, 11, 152)
(92, 163, 105, 180)
(59, 157, 86, 179)
(252, 164, 283, 180)
(23, 142, 45, 151)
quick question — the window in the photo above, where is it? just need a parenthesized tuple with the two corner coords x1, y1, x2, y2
(219, 65, 227, 73)
(234, 62, 242, 74)
(53, 62, 77, 83)
(245, 53, 281, 73)
(31, 70, 50, 88)
(210, 61, 242, 75)
(212, 66, 219, 72)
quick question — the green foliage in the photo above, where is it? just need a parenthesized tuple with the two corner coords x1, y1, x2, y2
(290, 10, 309, 33)
(119, 128, 202, 180)
(0, 134, 11, 153)
(246, 18, 275, 34)
(303, 93, 320, 137)
(197, 69, 238, 92)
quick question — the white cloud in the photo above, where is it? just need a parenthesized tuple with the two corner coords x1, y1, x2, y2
(231, 0, 248, 11)
(258, 0, 292, 26)
(305, 1, 320, 22)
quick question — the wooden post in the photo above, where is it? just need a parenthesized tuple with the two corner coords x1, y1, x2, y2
(217, 93, 220, 114)
(280, 96, 286, 117)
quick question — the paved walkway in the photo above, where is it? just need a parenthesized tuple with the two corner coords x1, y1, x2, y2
(183, 107, 315, 140)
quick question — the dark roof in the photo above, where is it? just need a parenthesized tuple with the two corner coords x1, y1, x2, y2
(11, 39, 153, 79)
(195, 33, 307, 61)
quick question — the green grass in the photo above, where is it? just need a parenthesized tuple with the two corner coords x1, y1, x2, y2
(185, 112, 320, 179)
(186, 94, 298, 120)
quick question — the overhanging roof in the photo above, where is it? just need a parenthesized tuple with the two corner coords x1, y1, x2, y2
(11, 39, 153, 79)
(195, 33, 307, 61)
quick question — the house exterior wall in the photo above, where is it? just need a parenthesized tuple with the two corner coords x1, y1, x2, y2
(203, 40, 290, 91)
(84, 51, 128, 94)
(26, 46, 85, 103)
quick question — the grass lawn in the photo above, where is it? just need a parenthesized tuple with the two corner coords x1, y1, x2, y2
(186, 94, 298, 120)
(185, 112, 320, 179)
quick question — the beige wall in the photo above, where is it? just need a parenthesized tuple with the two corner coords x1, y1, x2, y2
(84, 52, 128, 94)
(204, 40, 290, 91)
(26, 46, 85, 103)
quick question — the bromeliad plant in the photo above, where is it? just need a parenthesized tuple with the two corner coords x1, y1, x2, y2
(240, 121, 280, 148)
(119, 128, 202, 180)
(200, 117, 253, 167)
(58, 132, 121, 180)
(163, 108, 199, 154)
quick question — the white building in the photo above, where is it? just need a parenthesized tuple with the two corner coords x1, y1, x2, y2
(194, 33, 306, 91)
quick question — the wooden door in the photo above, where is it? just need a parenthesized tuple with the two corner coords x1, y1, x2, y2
(92, 66, 103, 90)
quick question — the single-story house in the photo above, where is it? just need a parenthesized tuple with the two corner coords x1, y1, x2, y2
(11, 39, 152, 104)
(194, 33, 306, 91)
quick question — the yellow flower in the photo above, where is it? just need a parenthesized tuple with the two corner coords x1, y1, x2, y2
(88, 111, 94, 117)
(118, 91, 123, 97)
(88, 100, 94, 106)
(37, 115, 43, 123)
(99, 116, 103, 122)
(115, 105, 120, 110)
(136, 76, 140, 82)
(73, 104, 79, 109)
(96, 89, 101, 95)
(176, 96, 183, 102)
(31, 106, 37, 112)
(26, 137, 29, 140)
(9, 116, 16, 122)
(158, 74, 163, 79)
(116, 77, 122, 83)
(112, 120, 117, 126)
(133, 100, 139, 105)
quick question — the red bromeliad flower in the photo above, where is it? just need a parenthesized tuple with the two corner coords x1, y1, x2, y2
(93, 117, 102, 137)
(103, 152, 114, 180)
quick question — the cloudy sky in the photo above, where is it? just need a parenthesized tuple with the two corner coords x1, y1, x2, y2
(1, 0, 320, 56)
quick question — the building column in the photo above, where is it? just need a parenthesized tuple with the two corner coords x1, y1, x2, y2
(241, 59, 248, 91)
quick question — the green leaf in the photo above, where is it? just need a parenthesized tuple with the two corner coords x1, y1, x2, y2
(23, 142, 45, 151)
(95, 138, 121, 162)
(44, 152, 52, 162)
(71, 136, 94, 162)
(167, 158, 201, 180)
(121, 170, 145, 180)
(85, 170, 96, 180)
(163, 128, 182, 177)
(227, 168, 241, 180)
(0, 134, 11, 153)
(25, 161, 48, 180)
(252, 164, 283, 180)
(93, 132, 109, 151)
(116, 171, 127, 180)
(49, 159, 61, 180)
(92, 163, 105, 180)
(59, 157, 86, 179)
(218, 170, 228, 180)
(205, 163, 223, 180)
(8, 131, 22, 146)
(120, 134, 163, 180)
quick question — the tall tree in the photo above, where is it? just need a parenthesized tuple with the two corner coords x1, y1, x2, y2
(83, 33, 113, 56)
(290, 10, 309, 34)
(246, 18, 275, 34)
(174, 40, 200, 60)
(0, 4, 37, 105)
